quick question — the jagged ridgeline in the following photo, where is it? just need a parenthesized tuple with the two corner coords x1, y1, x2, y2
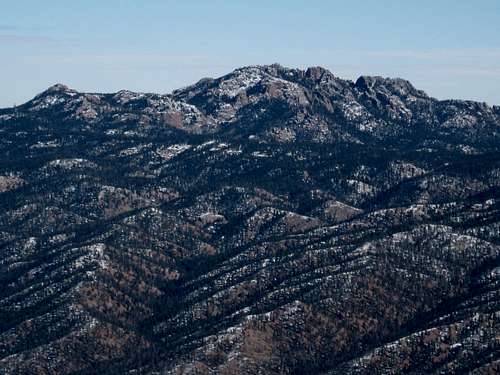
(0, 65, 499, 374)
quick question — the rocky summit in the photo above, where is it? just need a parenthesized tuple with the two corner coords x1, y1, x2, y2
(0, 64, 499, 374)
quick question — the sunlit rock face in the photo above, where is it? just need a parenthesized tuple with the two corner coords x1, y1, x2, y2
(0, 65, 499, 374)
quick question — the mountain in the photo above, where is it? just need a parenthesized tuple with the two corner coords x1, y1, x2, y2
(0, 64, 499, 374)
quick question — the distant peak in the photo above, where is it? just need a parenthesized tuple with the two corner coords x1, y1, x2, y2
(114, 89, 137, 96)
(231, 64, 300, 80)
(355, 76, 428, 98)
(235, 63, 284, 72)
(305, 66, 333, 81)
(31, 84, 78, 101)
(31, 84, 78, 102)
(354, 76, 377, 90)
(45, 83, 75, 94)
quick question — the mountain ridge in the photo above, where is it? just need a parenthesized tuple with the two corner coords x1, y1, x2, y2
(3, 65, 499, 150)
(5, 64, 496, 110)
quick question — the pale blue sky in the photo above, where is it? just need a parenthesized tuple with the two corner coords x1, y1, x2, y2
(1, 0, 500, 107)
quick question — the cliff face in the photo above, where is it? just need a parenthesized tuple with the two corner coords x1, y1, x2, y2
(0, 65, 499, 374)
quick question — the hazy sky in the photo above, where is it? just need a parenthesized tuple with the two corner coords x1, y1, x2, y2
(1, 0, 500, 107)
